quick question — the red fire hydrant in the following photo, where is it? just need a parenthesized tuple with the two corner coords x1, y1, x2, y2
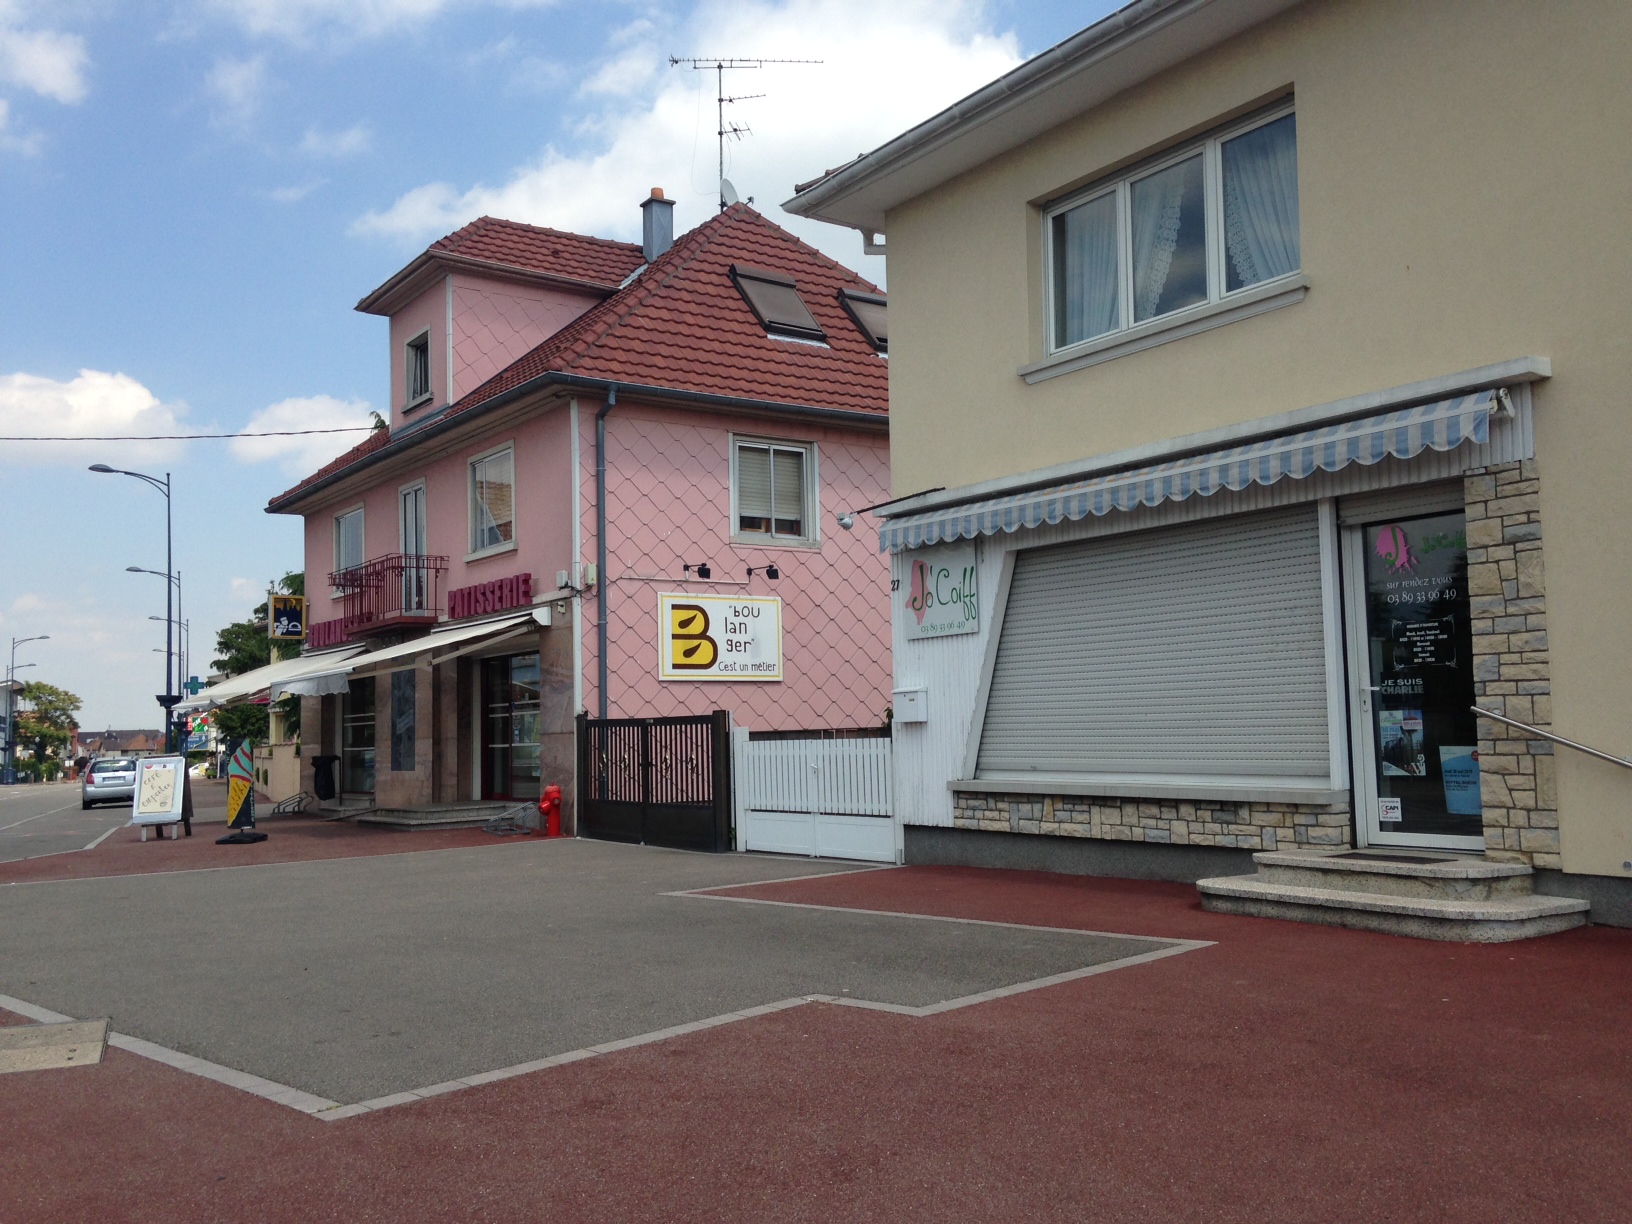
(539, 784, 563, 838)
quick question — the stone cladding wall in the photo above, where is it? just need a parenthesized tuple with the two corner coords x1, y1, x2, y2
(951, 792, 1352, 851)
(1465, 461, 1559, 868)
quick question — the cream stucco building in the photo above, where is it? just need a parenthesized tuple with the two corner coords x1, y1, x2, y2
(786, 0, 1632, 928)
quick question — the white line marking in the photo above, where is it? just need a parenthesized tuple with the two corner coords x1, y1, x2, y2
(82, 825, 125, 852)
(0, 800, 83, 831)
(0, 922, 1209, 1123)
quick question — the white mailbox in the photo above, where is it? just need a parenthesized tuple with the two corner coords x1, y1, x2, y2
(892, 688, 928, 724)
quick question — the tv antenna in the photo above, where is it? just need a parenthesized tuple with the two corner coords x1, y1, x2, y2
(670, 56, 821, 211)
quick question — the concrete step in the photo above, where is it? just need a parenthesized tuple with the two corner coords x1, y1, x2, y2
(1196, 873, 1589, 943)
(1250, 849, 1536, 901)
(357, 804, 518, 831)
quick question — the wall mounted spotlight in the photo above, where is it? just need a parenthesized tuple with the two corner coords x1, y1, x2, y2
(745, 564, 781, 580)
(683, 562, 712, 580)
(837, 512, 856, 530)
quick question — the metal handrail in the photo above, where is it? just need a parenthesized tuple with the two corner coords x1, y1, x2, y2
(1472, 707, 1632, 771)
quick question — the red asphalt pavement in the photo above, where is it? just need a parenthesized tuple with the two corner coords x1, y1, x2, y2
(4, 862, 1630, 1222)
(0, 814, 507, 886)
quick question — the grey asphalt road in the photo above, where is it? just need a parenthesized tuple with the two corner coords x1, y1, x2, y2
(0, 838, 1171, 1104)
(0, 782, 129, 863)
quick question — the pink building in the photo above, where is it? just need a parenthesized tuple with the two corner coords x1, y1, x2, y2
(267, 196, 891, 836)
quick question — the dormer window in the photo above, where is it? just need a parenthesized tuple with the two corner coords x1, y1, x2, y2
(838, 288, 887, 353)
(406, 331, 432, 406)
(731, 265, 826, 343)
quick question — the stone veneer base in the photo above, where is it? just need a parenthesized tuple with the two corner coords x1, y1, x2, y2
(951, 791, 1353, 854)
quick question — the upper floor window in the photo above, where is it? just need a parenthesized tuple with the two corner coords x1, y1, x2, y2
(734, 438, 815, 543)
(406, 331, 432, 405)
(469, 445, 515, 554)
(334, 507, 364, 573)
(1047, 108, 1299, 352)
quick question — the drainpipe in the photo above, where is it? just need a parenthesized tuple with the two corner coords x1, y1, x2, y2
(595, 386, 617, 718)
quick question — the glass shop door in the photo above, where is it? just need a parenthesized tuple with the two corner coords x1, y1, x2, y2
(1342, 510, 1485, 851)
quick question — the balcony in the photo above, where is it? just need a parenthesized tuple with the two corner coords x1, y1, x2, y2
(330, 553, 449, 638)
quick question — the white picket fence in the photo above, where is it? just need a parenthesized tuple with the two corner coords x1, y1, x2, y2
(732, 730, 898, 863)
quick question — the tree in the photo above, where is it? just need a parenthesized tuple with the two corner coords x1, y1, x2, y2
(16, 681, 80, 775)
(212, 572, 304, 743)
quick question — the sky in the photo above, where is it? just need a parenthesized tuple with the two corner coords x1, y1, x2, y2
(0, 0, 1120, 732)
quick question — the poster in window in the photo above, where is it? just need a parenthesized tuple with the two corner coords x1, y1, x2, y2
(901, 543, 979, 639)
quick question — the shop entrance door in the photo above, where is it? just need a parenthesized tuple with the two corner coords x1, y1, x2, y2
(1342, 509, 1484, 851)
(481, 653, 541, 802)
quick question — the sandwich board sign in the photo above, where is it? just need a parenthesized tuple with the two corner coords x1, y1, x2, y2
(134, 756, 189, 840)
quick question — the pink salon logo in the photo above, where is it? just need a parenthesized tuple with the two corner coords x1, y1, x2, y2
(907, 559, 931, 624)
(1375, 524, 1415, 573)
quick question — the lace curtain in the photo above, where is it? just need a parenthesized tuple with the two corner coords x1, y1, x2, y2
(1054, 192, 1119, 344)
(1222, 113, 1300, 290)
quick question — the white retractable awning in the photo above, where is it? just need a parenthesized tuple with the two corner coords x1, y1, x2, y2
(174, 645, 367, 713)
(271, 611, 538, 698)
(880, 390, 1497, 552)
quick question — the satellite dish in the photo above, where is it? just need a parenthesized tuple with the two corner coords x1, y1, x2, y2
(720, 178, 741, 206)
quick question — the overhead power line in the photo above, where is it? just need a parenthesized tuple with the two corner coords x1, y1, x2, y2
(0, 426, 375, 441)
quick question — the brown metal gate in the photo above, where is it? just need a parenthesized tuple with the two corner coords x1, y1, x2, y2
(576, 711, 732, 852)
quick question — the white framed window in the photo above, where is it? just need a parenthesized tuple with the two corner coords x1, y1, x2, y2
(732, 437, 817, 545)
(1045, 106, 1299, 354)
(405, 330, 432, 406)
(400, 481, 427, 555)
(399, 480, 429, 612)
(469, 444, 515, 556)
(334, 506, 364, 579)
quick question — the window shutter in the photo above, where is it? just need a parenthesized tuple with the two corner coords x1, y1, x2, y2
(977, 505, 1330, 782)
(772, 448, 805, 531)
(737, 445, 772, 525)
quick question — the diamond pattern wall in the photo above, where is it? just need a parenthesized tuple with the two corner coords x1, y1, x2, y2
(452, 281, 601, 401)
(579, 401, 891, 731)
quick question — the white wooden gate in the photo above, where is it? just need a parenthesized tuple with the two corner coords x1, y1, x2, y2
(733, 730, 897, 863)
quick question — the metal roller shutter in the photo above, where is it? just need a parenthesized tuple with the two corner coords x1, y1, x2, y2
(977, 504, 1330, 782)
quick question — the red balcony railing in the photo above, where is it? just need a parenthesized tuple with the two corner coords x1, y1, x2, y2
(330, 553, 448, 637)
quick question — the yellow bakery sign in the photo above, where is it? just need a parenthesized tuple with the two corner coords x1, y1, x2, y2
(659, 594, 782, 682)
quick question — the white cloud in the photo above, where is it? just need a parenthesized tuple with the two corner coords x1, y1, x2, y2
(351, 0, 1021, 276)
(205, 53, 268, 126)
(228, 576, 264, 605)
(0, 21, 89, 104)
(229, 394, 374, 477)
(0, 369, 189, 465)
(269, 179, 324, 203)
(202, 0, 556, 41)
(0, 96, 40, 154)
(299, 121, 371, 158)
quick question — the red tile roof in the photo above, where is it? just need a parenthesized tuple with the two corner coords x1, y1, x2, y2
(271, 206, 886, 509)
(430, 216, 644, 289)
(454, 205, 887, 416)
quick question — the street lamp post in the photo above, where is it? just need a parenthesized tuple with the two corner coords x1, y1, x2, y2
(5, 635, 50, 785)
(92, 465, 177, 752)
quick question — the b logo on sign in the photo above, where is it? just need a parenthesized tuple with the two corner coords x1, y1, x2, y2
(668, 603, 718, 670)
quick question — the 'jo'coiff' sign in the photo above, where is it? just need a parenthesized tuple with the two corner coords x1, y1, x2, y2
(658, 594, 782, 682)
(900, 542, 979, 639)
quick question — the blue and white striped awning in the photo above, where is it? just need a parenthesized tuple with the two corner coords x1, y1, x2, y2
(880, 390, 1495, 552)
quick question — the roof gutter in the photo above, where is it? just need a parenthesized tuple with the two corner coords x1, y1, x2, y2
(265, 373, 887, 515)
(782, 0, 1301, 230)
(355, 251, 626, 316)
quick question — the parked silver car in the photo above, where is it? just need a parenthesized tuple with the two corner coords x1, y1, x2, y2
(82, 757, 137, 808)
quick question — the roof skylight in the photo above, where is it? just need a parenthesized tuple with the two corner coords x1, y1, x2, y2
(730, 264, 826, 343)
(838, 288, 887, 353)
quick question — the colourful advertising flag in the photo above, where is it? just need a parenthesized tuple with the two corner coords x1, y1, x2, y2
(226, 741, 255, 830)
